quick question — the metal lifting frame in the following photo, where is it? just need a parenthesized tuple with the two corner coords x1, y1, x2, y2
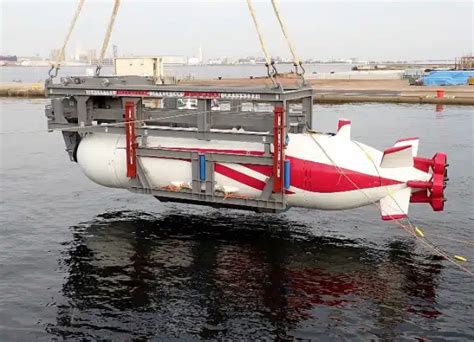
(45, 76, 313, 212)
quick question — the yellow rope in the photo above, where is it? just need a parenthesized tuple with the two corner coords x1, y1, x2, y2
(97, 0, 121, 70)
(53, 0, 85, 69)
(309, 133, 473, 276)
(246, 0, 272, 66)
(270, 0, 300, 65)
(353, 141, 471, 258)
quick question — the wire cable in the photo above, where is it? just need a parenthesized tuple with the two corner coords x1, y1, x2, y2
(48, 0, 85, 78)
(308, 132, 473, 276)
(96, 0, 121, 76)
(246, 0, 280, 88)
(270, 0, 305, 84)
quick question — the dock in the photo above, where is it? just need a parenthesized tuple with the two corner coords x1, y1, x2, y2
(1, 78, 473, 105)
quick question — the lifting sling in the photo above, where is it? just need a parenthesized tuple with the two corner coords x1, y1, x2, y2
(270, 0, 306, 85)
(96, 0, 121, 76)
(246, 0, 280, 88)
(48, 0, 85, 78)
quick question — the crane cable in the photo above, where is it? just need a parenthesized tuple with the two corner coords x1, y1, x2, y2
(246, 0, 280, 88)
(307, 133, 473, 277)
(96, 0, 121, 76)
(270, 0, 306, 85)
(48, 0, 85, 79)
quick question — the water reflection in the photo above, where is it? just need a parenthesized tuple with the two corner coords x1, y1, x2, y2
(46, 211, 442, 340)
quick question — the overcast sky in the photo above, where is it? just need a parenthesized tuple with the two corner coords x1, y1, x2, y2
(0, 0, 472, 61)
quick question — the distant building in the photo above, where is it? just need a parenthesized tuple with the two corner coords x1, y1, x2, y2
(114, 57, 164, 79)
(49, 49, 63, 62)
(19, 54, 43, 62)
(198, 44, 203, 64)
(159, 56, 186, 65)
(208, 57, 229, 65)
(455, 55, 474, 70)
(78, 54, 89, 63)
(87, 49, 97, 65)
(117, 55, 186, 65)
(101, 58, 114, 66)
(237, 57, 256, 64)
(188, 57, 200, 65)
(0, 55, 18, 62)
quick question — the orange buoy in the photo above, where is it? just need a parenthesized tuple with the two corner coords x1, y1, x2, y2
(436, 89, 445, 98)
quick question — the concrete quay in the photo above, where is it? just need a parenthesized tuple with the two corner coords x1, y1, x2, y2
(1, 79, 473, 105)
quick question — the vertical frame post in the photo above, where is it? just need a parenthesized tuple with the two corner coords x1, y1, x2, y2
(125, 101, 137, 178)
(302, 95, 313, 131)
(273, 106, 286, 193)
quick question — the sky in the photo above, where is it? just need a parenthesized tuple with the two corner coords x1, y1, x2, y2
(0, 0, 472, 61)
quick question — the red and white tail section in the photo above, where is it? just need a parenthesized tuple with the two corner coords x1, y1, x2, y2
(394, 137, 419, 157)
(380, 187, 411, 220)
(380, 145, 414, 168)
(336, 119, 351, 140)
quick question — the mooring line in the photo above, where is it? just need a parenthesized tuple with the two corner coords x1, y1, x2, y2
(352, 140, 473, 254)
(309, 133, 473, 277)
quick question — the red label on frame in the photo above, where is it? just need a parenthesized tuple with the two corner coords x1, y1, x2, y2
(183, 91, 220, 98)
(117, 90, 150, 97)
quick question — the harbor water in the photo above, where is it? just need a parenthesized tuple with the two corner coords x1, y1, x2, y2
(0, 64, 353, 84)
(0, 99, 473, 340)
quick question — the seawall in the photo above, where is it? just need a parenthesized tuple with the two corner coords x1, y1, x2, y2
(1, 79, 473, 105)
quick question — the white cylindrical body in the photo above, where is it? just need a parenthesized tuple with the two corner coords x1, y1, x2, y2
(77, 132, 431, 211)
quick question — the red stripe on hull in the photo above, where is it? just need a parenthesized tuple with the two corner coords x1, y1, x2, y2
(159, 147, 403, 194)
(217, 164, 294, 194)
(384, 145, 411, 155)
(241, 164, 273, 177)
(287, 156, 401, 193)
(244, 157, 401, 193)
(382, 214, 407, 221)
(396, 137, 418, 143)
(215, 163, 267, 191)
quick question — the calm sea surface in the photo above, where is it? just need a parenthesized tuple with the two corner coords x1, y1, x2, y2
(0, 97, 473, 340)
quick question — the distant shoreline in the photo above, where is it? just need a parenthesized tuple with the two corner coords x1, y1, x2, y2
(0, 61, 456, 68)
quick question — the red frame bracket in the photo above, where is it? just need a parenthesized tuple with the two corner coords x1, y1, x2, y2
(273, 106, 286, 193)
(125, 101, 137, 178)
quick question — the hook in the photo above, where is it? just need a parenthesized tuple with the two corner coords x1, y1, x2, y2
(295, 61, 306, 87)
(265, 62, 277, 88)
(270, 61, 283, 90)
(48, 65, 59, 79)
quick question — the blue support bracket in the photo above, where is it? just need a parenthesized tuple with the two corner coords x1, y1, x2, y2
(199, 154, 206, 182)
(284, 159, 291, 189)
